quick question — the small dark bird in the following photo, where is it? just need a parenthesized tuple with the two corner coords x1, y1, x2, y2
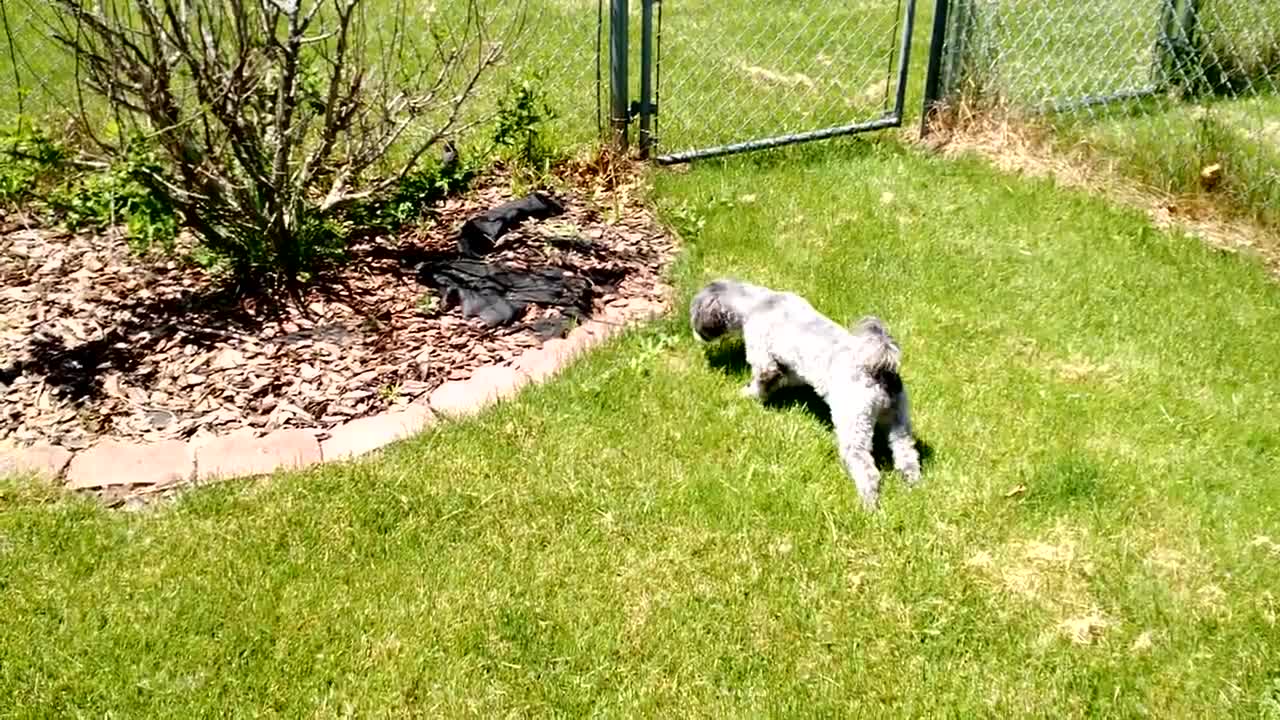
(440, 140, 459, 174)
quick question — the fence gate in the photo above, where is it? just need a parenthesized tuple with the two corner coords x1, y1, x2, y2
(627, 0, 919, 164)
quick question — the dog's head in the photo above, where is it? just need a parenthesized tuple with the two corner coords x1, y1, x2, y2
(689, 283, 734, 341)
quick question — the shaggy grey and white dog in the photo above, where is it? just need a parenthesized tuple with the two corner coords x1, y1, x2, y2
(690, 279, 921, 510)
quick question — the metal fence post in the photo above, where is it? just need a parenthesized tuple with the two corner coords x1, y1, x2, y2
(609, 0, 630, 151)
(942, 0, 972, 102)
(1180, 0, 1202, 92)
(638, 0, 656, 158)
(1180, 0, 1201, 48)
(1155, 0, 1178, 89)
(892, 0, 919, 119)
(920, 0, 951, 137)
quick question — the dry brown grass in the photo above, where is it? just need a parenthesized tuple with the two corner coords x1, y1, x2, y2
(911, 110, 1280, 278)
(965, 525, 1119, 646)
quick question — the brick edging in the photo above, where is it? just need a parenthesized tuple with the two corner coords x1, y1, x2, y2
(0, 297, 667, 505)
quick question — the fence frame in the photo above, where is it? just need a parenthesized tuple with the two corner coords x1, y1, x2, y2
(919, 0, 1220, 135)
(610, 0, 630, 150)
(626, 0, 919, 164)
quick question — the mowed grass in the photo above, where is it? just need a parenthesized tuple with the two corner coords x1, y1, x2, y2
(5, 139, 1280, 716)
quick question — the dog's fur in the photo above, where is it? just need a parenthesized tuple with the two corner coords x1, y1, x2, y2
(690, 278, 921, 509)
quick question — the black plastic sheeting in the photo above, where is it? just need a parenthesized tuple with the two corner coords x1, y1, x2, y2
(417, 191, 632, 339)
(419, 258, 592, 332)
(457, 191, 564, 257)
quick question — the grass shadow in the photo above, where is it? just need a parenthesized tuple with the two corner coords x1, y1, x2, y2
(703, 337, 749, 375)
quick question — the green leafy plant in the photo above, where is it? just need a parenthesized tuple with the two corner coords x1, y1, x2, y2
(0, 120, 67, 205)
(492, 72, 558, 176)
(416, 291, 439, 315)
(352, 149, 478, 231)
(378, 383, 401, 403)
(50, 140, 179, 253)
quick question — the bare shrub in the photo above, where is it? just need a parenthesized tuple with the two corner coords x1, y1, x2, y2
(43, 0, 526, 290)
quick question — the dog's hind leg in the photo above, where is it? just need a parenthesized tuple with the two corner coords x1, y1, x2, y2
(833, 405, 881, 510)
(884, 392, 922, 485)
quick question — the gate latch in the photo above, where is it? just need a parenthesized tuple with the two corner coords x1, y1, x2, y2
(629, 100, 658, 119)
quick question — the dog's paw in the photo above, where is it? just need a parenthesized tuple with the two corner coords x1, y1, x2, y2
(739, 383, 761, 399)
(857, 488, 881, 511)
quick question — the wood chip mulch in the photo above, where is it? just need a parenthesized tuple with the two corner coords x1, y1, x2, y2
(0, 167, 675, 450)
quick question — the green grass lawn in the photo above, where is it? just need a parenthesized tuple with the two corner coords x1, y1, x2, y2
(5, 139, 1280, 716)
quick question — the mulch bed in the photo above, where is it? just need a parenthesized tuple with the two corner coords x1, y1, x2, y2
(0, 166, 675, 450)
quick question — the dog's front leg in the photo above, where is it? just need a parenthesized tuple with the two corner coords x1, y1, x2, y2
(741, 363, 784, 400)
(741, 331, 781, 401)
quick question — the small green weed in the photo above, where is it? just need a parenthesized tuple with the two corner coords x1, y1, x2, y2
(356, 152, 477, 231)
(0, 120, 67, 204)
(492, 72, 559, 187)
(378, 383, 401, 403)
(416, 291, 439, 315)
(0, 122, 181, 254)
(48, 139, 179, 253)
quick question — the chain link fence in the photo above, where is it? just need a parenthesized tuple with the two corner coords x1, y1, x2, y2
(0, 1, 605, 149)
(0, 2, 67, 120)
(929, 0, 1279, 222)
(653, 0, 918, 162)
(499, 1, 607, 147)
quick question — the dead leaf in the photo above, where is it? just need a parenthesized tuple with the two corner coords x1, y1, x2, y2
(211, 347, 246, 370)
(101, 373, 124, 400)
(1199, 163, 1222, 190)
(1130, 630, 1155, 653)
(1059, 612, 1110, 645)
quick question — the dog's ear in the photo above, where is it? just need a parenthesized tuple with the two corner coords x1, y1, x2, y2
(849, 316, 882, 335)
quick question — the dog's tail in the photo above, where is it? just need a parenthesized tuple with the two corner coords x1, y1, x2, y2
(689, 279, 771, 341)
(851, 315, 901, 374)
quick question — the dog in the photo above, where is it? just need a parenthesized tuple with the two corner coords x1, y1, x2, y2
(690, 278, 921, 510)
